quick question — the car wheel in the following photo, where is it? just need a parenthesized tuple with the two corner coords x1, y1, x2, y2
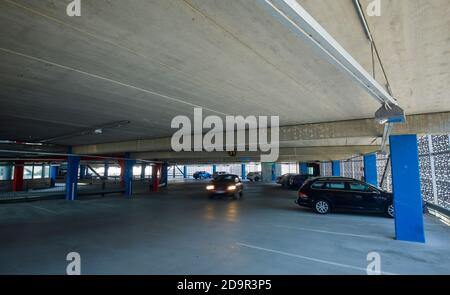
(314, 200, 331, 214)
(386, 203, 395, 218)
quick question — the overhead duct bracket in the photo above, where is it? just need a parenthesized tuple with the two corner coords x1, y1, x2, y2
(375, 104, 406, 124)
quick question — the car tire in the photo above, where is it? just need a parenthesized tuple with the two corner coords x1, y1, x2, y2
(313, 200, 331, 215)
(386, 203, 395, 218)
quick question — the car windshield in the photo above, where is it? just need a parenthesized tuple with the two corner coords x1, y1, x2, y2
(215, 175, 236, 182)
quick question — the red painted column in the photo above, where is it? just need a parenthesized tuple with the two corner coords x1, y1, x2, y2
(119, 159, 125, 189)
(13, 161, 24, 192)
(152, 164, 161, 192)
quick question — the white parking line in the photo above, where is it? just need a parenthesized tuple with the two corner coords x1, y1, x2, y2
(278, 211, 392, 223)
(275, 224, 388, 240)
(26, 204, 58, 214)
(236, 242, 396, 275)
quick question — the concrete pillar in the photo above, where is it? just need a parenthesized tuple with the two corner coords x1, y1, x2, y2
(261, 163, 280, 182)
(363, 154, 377, 186)
(65, 156, 80, 201)
(241, 163, 246, 179)
(299, 162, 308, 174)
(13, 161, 24, 192)
(123, 159, 135, 196)
(104, 161, 109, 178)
(141, 163, 146, 180)
(3, 165, 12, 180)
(50, 165, 59, 187)
(389, 134, 425, 243)
(332, 160, 340, 176)
(183, 165, 187, 179)
(119, 160, 126, 189)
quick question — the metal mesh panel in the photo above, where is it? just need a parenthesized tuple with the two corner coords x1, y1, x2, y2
(340, 158, 363, 180)
(320, 162, 332, 176)
(341, 161, 352, 178)
(376, 153, 391, 192)
(353, 157, 364, 181)
(418, 135, 450, 209)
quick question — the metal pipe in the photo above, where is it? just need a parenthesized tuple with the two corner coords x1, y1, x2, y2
(354, 0, 373, 43)
(354, 0, 395, 97)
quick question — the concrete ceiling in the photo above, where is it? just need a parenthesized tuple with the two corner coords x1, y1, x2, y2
(301, 0, 450, 113)
(0, 0, 449, 158)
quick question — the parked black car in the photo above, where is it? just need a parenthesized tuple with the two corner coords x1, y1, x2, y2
(206, 174, 244, 199)
(288, 174, 313, 189)
(296, 177, 394, 218)
(247, 172, 261, 182)
(276, 173, 294, 187)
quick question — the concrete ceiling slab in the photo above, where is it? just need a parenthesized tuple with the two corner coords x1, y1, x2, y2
(0, 0, 448, 153)
(1, 0, 382, 145)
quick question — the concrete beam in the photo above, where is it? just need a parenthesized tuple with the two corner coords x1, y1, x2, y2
(72, 112, 450, 156)
(132, 146, 380, 163)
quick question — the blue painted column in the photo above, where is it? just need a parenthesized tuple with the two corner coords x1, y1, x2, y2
(390, 134, 425, 243)
(212, 164, 217, 174)
(183, 166, 187, 179)
(241, 163, 246, 179)
(50, 165, 59, 187)
(363, 154, 378, 186)
(271, 163, 276, 181)
(299, 162, 308, 174)
(162, 162, 169, 188)
(65, 156, 80, 201)
(332, 160, 340, 176)
(124, 159, 135, 196)
(79, 165, 87, 179)
(104, 161, 109, 178)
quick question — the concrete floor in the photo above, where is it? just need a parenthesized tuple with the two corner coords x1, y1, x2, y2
(0, 181, 449, 275)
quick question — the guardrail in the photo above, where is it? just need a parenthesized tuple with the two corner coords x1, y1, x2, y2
(426, 202, 450, 224)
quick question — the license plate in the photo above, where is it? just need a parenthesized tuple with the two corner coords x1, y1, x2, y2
(216, 190, 225, 194)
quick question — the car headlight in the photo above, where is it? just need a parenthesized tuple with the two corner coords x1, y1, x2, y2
(206, 185, 215, 190)
(227, 185, 237, 191)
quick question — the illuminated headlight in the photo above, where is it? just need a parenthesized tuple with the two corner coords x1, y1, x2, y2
(227, 185, 237, 191)
(206, 185, 215, 190)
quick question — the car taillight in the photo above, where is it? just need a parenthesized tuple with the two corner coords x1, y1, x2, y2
(298, 192, 309, 199)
